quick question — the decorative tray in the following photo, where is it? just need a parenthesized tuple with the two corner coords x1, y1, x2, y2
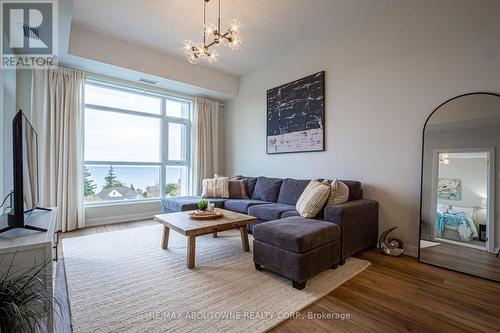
(189, 210, 223, 219)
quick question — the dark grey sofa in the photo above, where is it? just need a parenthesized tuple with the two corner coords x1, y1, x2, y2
(161, 176, 379, 263)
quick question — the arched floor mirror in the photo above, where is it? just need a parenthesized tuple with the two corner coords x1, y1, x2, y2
(419, 92, 500, 282)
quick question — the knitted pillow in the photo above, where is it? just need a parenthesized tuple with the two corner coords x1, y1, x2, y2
(296, 180, 331, 218)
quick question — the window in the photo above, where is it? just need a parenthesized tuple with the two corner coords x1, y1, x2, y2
(83, 81, 192, 204)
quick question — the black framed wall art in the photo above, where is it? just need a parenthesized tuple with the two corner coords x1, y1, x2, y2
(266, 71, 325, 154)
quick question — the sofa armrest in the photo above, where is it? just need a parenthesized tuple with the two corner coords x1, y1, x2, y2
(324, 199, 378, 260)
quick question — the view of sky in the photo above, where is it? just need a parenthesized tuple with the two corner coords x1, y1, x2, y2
(84, 84, 186, 163)
(83, 84, 189, 200)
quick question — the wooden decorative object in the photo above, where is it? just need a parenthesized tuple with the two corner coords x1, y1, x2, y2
(189, 210, 223, 219)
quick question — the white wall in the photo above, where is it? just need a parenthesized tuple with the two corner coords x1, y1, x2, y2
(3, 69, 17, 198)
(223, 0, 500, 254)
(0, 69, 4, 201)
(85, 201, 162, 227)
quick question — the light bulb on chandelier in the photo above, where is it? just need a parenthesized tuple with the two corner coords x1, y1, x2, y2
(228, 19, 241, 33)
(228, 34, 242, 50)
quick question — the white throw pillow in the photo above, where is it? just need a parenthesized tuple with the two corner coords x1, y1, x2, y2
(201, 177, 229, 198)
(296, 180, 331, 218)
(327, 179, 349, 205)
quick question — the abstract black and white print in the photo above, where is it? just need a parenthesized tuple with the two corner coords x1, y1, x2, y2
(266, 71, 325, 154)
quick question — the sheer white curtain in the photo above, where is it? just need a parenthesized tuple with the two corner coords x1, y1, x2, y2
(192, 97, 222, 195)
(32, 67, 86, 232)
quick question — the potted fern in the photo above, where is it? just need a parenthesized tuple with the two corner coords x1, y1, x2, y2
(0, 258, 59, 333)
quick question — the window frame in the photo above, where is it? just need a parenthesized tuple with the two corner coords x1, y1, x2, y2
(84, 80, 193, 206)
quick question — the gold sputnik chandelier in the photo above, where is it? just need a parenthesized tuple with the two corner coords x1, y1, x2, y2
(183, 0, 242, 64)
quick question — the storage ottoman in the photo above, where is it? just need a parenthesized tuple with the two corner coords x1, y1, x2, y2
(253, 217, 341, 290)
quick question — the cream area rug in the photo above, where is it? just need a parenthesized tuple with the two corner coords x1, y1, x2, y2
(62, 224, 370, 333)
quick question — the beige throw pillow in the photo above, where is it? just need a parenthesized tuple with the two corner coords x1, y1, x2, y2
(201, 177, 229, 198)
(327, 179, 349, 205)
(296, 180, 331, 218)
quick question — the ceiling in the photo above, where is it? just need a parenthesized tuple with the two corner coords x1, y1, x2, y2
(71, 0, 387, 76)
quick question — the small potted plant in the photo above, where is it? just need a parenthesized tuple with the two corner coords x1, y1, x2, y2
(198, 198, 208, 211)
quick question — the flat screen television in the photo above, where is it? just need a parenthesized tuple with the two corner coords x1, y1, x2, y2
(1, 110, 48, 233)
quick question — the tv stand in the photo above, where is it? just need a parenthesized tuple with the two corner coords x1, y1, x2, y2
(0, 225, 48, 233)
(1, 208, 52, 234)
(0, 208, 56, 333)
(25, 207, 52, 213)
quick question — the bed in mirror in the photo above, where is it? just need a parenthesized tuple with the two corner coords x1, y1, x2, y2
(419, 93, 500, 282)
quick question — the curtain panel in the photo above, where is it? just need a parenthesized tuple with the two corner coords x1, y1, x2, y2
(192, 97, 222, 195)
(32, 67, 86, 232)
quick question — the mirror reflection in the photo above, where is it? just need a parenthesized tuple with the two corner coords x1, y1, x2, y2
(420, 93, 500, 282)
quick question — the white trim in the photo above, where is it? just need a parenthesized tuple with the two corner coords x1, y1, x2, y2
(85, 104, 163, 119)
(404, 245, 418, 258)
(85, 210, 161, 227)
(430, 148, 495, 253)
(435, 237, 487, 251)
(85, 75, 196, 102)
(84, 198, 161, 208)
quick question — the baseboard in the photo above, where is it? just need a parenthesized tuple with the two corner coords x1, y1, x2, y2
(404, 245, 418, 257)
(85, 211, 161, 227)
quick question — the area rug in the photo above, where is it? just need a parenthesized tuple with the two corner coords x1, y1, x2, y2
(63, 224, 370, 333)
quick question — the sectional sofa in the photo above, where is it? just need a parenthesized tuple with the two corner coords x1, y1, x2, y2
(161, 176, 379, 263)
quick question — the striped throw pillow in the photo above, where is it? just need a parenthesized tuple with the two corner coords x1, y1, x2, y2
(296, 180, 331, 218)
(228, 179, 249, 199)
(201, 177, 229, 198)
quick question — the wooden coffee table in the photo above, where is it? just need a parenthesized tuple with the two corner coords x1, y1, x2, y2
(154, 209, 257, 269)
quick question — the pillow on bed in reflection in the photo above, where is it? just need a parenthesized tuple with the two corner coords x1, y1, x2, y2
(437, 204, 449, 213)
(449, 206, 475, 219)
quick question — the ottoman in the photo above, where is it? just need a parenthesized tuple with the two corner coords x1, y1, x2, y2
(253, 217, 341, 290)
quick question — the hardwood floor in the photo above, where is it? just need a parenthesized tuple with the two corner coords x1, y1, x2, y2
(420, 242, 500, 282)
(56, 221, 500, 333)
(273, 250, 500, 333)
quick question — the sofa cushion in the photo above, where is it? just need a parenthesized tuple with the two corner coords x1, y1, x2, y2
(251, 177, 283, 202)
(341, 180, 362, 201)
(223, 199, 269, 213)
(162, 196, 226, 212)
(247, 203, 297, 221)
(277, 178, 311, 206)
(281, 210, 301, 218)
(253, 217, 341, 253)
